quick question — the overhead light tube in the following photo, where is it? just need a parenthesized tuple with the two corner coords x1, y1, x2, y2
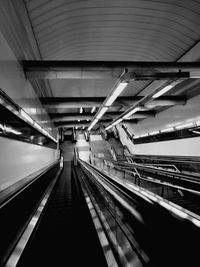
(105, 82, 128, 106)
(88, 118, 98, 131)
(91, 106, 96, 113)
(105, 125, 113, 130)
(112, 118, 123, 126)
(152, 84, 173, 99)
(80, 107, 83, 113)
(96, 107, 108, 119)
(123, 107, 140, 119)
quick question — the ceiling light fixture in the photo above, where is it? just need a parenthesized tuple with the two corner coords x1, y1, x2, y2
(105, 125, 112, 130)
(152, 84, 174, 99)
(88, 118, 98, 131)
(96, 107, 108, 119)
(89, 70, 128, 131)
(122, 107, 141, 119)
(112, 118, 123, 126)
(105, 82, 128, 106)
(80, 107, 83, 113)
(91, 106, 96, 113)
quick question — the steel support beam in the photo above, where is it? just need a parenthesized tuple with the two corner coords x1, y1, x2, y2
(51, 111, 155, 121)
(24, 60, 200, 79)
(55, 118, 138, 128)
(40, 96, 141, 108)
(54, 119, 112, 127)
(40, 96, 186, 108)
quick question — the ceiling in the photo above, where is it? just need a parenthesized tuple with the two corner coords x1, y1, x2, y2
(20, 0, 200, 130)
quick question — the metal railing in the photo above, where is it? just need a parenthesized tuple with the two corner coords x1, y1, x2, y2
(91, 157, 200, 197)
(77, 158, 200, 267)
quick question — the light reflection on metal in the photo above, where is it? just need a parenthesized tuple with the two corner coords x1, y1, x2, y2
(5, 127, 22, 135)
(0, 89, 57, 144)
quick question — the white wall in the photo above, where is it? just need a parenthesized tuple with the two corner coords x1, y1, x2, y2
(0, 31, 55, 137)
(0, 29, 59, 191)
(117, 124, 200, 157)
(118, 82, 200, 157)
(0, 137, 58, 191)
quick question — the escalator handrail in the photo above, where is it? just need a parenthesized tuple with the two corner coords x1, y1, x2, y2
(79, 158, 200, 224)
(93, 156, 200, 185)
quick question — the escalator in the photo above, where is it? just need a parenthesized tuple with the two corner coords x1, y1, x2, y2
(78, 159, 200, 267)
(91, 156, 200, 217)
(0, 160, 107, 267)
(2, 152, 200, 267)
(0, 162, 61, 266)
(14, 161, 107, 267)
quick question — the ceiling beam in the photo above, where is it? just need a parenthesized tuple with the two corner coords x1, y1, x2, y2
(40, 96, 141, 108)
(54, 118, 138, 128)
(54, 119, 112, 127)
(51, 111, 155, 121)
(40, 96, 186, 108)
(24, 60, 200, 79)
(146, 96, 186, 107)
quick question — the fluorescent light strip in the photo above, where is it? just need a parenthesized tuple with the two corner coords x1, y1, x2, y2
(105, 82, 128, 106)
(152, 84, 174, 99)
(91, 106, 96, 113)
(96, 107, 108, 119)
(112, 118, 123, 126)
(88, 118, 98, 131)
(105, 125, 112, 130)
(123, 107, 140, 119)
(80, 107, 83, 113)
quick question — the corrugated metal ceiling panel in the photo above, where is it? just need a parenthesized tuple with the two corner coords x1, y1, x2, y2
(25, 0, 200, 61)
